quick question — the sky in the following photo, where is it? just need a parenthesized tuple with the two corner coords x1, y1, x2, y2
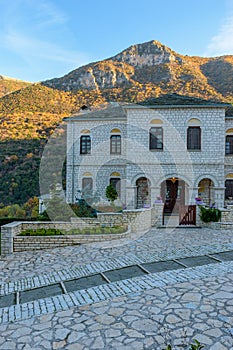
(0, 0, 233, 82)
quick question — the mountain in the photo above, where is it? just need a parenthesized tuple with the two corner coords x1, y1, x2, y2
(0, 75, 31, 98)
(0, 39, 233, 206)
(43, 40, 233, 100)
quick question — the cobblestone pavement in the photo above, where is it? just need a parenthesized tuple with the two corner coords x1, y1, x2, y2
(1, 227, 233, 349)
(1, 227, 233, 283)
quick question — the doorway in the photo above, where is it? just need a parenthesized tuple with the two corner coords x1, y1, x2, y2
(161, 178, 185, 214)
(136, 177, 151, 209)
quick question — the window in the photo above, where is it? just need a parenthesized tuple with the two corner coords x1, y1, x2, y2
(82, 178, 93, 197)
(80, 135, 91, 154)
(187, 127, 201, 150)
(226, 136, 233, 155)
(110, 135, 121, 154)
(149, 127, 163, 150)
(225, 180, 233, 199)
(110, 178, 121, 197)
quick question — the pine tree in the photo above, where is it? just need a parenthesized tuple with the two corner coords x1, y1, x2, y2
(105, 184, 118, 204)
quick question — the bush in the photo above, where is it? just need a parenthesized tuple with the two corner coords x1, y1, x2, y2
(19, 228, 64, 236)
(199, 205, 221, 223)
(70, 200, 97, 218)
(19, 225, 127, 236)
(105, 184, 118, 203)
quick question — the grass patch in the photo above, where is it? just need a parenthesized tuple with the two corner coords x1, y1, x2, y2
(19, 228, 64, 236)
(19, 226, 127, 236)
(67, 226, 126, 235)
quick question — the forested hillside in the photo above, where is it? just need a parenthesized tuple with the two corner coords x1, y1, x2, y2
(0, 39, 233, 205)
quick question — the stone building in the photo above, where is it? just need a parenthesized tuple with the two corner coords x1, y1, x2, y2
(65, 95, 233, 213)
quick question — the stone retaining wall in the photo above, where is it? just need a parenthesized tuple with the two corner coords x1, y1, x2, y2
(13, 232, 128, 252)
(1, 208, 153, 255)
(220, 205, 233, 222)
(97, 208, 152, 232)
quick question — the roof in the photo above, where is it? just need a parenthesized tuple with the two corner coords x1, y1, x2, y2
(64, 102, 127, 121)
(137, 93, 230, 108)
(64, 94, 232, 121)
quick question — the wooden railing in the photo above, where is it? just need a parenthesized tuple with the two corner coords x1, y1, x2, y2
(179, 205, 196, 225)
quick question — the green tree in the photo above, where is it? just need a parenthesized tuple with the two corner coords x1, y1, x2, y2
(22, 197, 39, 219)
(105, 184, 118, 204)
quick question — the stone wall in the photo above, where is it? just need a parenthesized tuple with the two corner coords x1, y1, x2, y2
(1, 208, 154, 255)
(199, 205, 233, 229)
(66, 105, 226, 209)
(66, 119, 127, 204)
(13, 232, 129, 252)
(97, 208, 152, 233)
(151, 203, 164, 226)
(220, 205, 233, 222)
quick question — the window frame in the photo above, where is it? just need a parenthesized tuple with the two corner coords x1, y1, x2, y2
(149, 127, 163, 151)
(225, 135, 233, 155)
(82, 177, 93, 192)
(225, 179, 233, 199)
(80, 135, 91, 155)
(187, 126, 201, 151)
(110, 134, 121, 155)
(110, 177, 121, 197)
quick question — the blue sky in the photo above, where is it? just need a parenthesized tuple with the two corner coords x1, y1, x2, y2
(0, 0, 233, 82)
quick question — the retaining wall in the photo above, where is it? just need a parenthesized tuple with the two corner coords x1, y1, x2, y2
(1, 208, 153, 255)
(13, 232, 129, 252)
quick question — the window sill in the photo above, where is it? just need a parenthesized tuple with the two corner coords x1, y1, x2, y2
(149, 149, 163, 152)
(187, 149, 201, 152)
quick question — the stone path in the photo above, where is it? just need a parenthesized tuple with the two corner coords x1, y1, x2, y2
(1, 227, 233, 349)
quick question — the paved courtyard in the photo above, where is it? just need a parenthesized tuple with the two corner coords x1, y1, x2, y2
(1, 227, 233, 349)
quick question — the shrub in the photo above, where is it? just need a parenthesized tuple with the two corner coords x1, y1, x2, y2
(70, 200, 97, 218)
(19, 228, 64, 236)
(199, 205, 221, 223)
(105, 184, 118, 203)
(95, 228, 103, 234)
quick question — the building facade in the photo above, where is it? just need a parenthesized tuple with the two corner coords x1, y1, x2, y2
(65, 97, 233, 212)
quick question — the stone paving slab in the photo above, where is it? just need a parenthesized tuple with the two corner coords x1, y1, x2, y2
(1, 228, 233, 349)
(2, 240, 233, 298)
(2, 227, 233, 285)
(1, 260, 233, 325)
(1, 273, 233, 349)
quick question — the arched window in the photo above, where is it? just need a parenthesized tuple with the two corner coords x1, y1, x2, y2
(110, 178, 121, 197)
(110, 172, 121, 197)
(187, 127, 201, 150)
(188, 118, 201, 126)
(225, 129, 233, 155)
(110, 128, 121, 154)
(150, 119, 163, 125)
(82, 177, 93, 194)
(80, 135, 91, 154)
(149, 127, 163, 150)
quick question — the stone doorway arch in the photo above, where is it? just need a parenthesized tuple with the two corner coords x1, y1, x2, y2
(136, 177, 151, 209)
(198, 178, 214, 206)
(161, 177, 186, 214)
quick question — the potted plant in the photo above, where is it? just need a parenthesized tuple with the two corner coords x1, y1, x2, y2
(154, 196, 163, 203)
(195, 196, 204, 205)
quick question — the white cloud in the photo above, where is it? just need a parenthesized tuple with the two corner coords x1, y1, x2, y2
(0, 2, 90, 80)
(3, 30, 89, 67)
(33, 0, 68, 27)
(205, 13, 233, 57)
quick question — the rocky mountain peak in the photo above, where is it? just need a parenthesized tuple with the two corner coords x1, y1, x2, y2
(111, 40, 182, 67)
(42, 39, 233, 99)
